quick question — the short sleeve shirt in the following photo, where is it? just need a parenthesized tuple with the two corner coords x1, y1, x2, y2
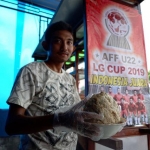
(114, 93, 123, 102)
(128, 103, 137, 112)
(132, 95, 138, 103)
(7, 61, 81, 150)
(137, 94, 145, 101)
(123, 94, 130, 103)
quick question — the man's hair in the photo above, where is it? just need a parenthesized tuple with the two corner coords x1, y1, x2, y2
(44, 21, 73, 42)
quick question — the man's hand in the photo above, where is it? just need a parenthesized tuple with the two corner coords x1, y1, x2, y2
(53, 100, 104, 141)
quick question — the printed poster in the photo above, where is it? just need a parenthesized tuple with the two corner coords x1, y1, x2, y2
(85, 0, 150, 126)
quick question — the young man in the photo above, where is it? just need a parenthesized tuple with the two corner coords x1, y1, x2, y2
(128, 97, 137, 125)
(137, 89, 145, 102)
(100, 85, 105, 92)
(5, 21, 103, 150)
(120, 98, 128, 118)
(123, 89, 130, 103)
(132, 90, 138, 103)
(114, 87, 123, 104)
(136, 97, 148, 125)
(108, 86, 114, 97)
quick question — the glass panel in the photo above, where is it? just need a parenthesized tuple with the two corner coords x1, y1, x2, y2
(0, 7, 16, 109)
(0, 1, 54, 108)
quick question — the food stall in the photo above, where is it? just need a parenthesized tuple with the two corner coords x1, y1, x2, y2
(32, 0, 150, 149)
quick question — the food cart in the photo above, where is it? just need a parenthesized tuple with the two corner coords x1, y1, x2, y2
(32, 0, 150, 149)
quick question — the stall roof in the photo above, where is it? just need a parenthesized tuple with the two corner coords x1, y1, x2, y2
(19, 0, 61, 11)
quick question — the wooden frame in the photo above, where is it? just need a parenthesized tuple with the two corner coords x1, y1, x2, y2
(114, 125, 149, 137)
(87, 125, 150, 150)
(88, 138, 123, 150)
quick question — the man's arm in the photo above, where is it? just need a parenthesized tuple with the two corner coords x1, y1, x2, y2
(5, 104, 54, 135)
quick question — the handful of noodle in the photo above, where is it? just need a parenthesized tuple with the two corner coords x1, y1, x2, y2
(83, 92, 125, 124)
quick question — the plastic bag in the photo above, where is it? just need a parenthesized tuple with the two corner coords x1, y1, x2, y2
(53, 96, 104, 141)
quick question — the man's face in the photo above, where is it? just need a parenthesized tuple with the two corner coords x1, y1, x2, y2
(134, 91, 137, 95)
(138, 98, 141, 103)
(101, 87, 104, 92)
(109, 87, 112, 92)
(139, 90, 142, 94)
(47, 30, 74, 63)
(118, 88, 120, 93)
(130, 98, 133, 103)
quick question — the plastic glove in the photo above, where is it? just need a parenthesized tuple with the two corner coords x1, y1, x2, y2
(53, 99, 104, 141)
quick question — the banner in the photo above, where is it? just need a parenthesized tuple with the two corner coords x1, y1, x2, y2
(85, 0, 150, 126)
